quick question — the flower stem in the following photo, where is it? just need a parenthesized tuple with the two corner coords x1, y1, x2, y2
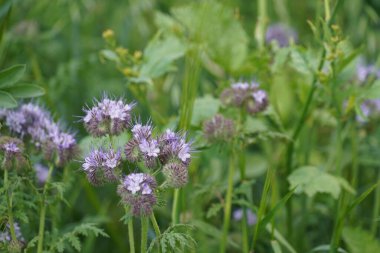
(172, 189, 180, 225)
(150, 213, 162, 253)
(220, 149, 236, 253)
(4, 169, 17, 242)
(128, 218, 135, 253)
(141, 217, 149, 253)
(37, 164, 54, 253)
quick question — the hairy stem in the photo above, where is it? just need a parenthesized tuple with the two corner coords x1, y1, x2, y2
(37, 164, 54, 253)
(141, 217, 149, 253)
(220, 149, 236, 253)
(128, 215, 135, 253)
(172, 189, 180, 225)
(4, 169, 17, 242)
(150, 213, 162, 253)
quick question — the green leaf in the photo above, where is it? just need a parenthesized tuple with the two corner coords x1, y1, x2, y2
(342, 227, 380, 253)
(271, 240, 282, 253)
(0, 64, 26, 88)
(362, 80, 380, 100)
(191, 95, 220, 126)
(140, 34, 186, 79)
(311, 244, 348, 253)
(289, 48, 311, 74)
(4, 83, 45, 98)
(266, 224, 297, 253)
(288, 166, 341, 199)
(0, 91, 17, 108)
(172, 0, 248, 71)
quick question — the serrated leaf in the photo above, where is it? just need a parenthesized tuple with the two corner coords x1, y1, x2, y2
(191, 95, 220, 126)
(4, 83, 45, 98)
(0, 91, 17, 108)
(0, 64, 25, 88)
(288, 166, 341, 199)
(342, 227, 380, 253)
(206, 203, 223, 218)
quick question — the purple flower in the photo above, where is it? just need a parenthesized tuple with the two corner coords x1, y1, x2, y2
(220, 81, 268, 114)
(0, 137, 27, 170)
(139, 139, 160, 157)
(0, 222, 24, 243)
(356, 99, 380, 123)
(356, 59, 379, 83)
(82, 148, 121, 185)
(131, 123, 153, 141)
(265, 23, 298, 47)
(83, 97, 135, 137)
(233, 208, 257, 226)
(34, 164, 49, 185)
(117, 173, 157, 216)
(203, 114, 235, 142)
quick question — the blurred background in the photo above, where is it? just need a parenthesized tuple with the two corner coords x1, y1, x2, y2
(1, 0, 380, 252)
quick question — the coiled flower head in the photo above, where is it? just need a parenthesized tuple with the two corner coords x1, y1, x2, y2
(82, 148, 121, 185)
(83, 97, 135, 137)
(246, 89, 268, 115)
(203, 114, 235, 142)
(0, 136, 27, 170)
(163, 162, 188, 188)
(0, 222, 25, 251)
(158, 130, 192, 166)
(117, 173, 157, 216)
(44, 130, 77, 166)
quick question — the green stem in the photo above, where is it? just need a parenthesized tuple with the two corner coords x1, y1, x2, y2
(4, 169, 17, 241)
(172, 189, 180, 225)
(324, 0, 331, 21)
(37, 164, 54, 253)
(128, 218, 135, 253)
(150, 213, 162, 253)
(371, 170, 380, 236)
(172, 48, 201, 227)
(220, 149, 236, 253)
(241, 208, 249, 253)
(329, 192, 347, 253)
(141, 217, 149, 253)
(256, 0, 268, 49)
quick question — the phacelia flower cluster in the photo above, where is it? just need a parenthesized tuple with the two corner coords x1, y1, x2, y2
(3, 103, 77, 166)
(117, 173, 157, 216)
(203, 114, 235, 142)
(81, 97, 193, 216)
(0, 137, 27, 170)
(83, 97, 135, 137)
(265, 23, 298, 47)
(220, 81, 268, 114)
(82, 148, 121, 185)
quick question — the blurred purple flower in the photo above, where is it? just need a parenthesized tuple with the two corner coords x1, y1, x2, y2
(233, 208, 257, 226)
(266, 23, 298, 47)
(203, 114, 235, 142)
(34, 164, 49, 185)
